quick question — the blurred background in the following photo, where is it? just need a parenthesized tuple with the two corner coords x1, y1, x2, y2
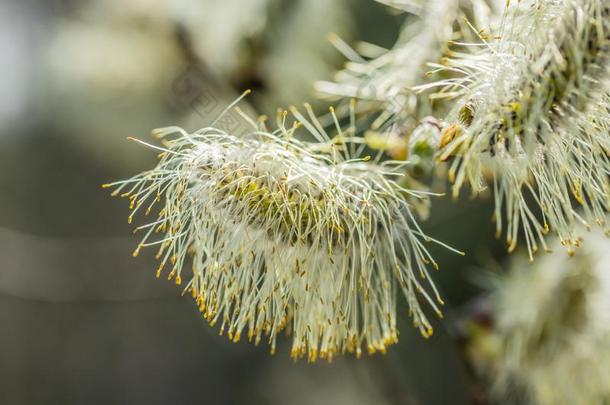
(0, 1, 514, 404)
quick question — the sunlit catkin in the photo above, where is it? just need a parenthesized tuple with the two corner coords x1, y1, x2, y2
(104, 101, 457, 361)
(427, 0, 610, 259)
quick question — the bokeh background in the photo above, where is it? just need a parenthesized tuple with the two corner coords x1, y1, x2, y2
(0, 1, 510, 404)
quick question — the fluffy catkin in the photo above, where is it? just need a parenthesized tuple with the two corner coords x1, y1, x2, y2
(429, 0, 610, 258)
(104, 103, 457, 361)
(490, 228, 610, 405)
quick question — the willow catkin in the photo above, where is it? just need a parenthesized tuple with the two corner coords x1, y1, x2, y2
(104, 100, 458, 361)
(428, 0, 610, 258)
(490, 227, 610, 405)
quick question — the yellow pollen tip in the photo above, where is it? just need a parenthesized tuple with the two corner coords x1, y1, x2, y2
(448, 171, 456, 183)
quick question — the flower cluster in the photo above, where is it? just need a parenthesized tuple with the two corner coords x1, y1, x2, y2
(105, 101, 455, 361)
(427, 0, 610, 258)
(489, 228, 610, 405)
